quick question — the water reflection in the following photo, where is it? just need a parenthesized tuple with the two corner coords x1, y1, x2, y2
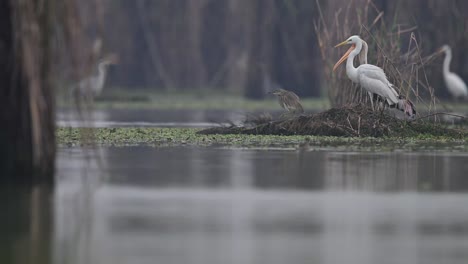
(51, 147, 468, 264)
(324, 152, 468, 192)
(0, 186, 52, 264)
(58, 147, 468, 192)
(77, 189, 468, 264)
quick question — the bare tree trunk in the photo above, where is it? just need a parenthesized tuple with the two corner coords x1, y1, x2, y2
(0, 0, 55, 184)
(222, 0, 248, 93)
(136, 0, 175, 89)
(0, 186, 53, 264)
(186, 0, 208, 88)
(245, 0, 276, 99)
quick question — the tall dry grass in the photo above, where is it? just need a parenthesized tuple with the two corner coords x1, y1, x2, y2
(314, 0, 439, 114)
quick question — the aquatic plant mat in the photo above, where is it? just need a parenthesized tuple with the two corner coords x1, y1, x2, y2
(199, 105, 467, 139)
(56, 127, 467, 151)
(56, 105, 467, 151)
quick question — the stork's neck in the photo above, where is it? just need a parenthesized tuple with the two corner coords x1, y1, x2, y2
(443, 49, 452, 75)
(98, 62, 108, 80)
(346, 41, 362, 83)
(359, 40, 368, 65)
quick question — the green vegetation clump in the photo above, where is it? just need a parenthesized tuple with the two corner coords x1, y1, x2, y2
(57, 127, 320, 148)
(57, 126, 467, 152)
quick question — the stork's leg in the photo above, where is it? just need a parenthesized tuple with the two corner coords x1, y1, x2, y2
(379, 101, 386, 115)
(368, 92, 374, 111)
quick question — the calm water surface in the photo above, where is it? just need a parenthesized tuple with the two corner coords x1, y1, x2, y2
(4, 108, 468, 264)
(44, 147, 468, 264)
(56, 109, 263, 127)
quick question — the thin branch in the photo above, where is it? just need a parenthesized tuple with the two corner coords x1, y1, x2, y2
(411, 112, 467, 122)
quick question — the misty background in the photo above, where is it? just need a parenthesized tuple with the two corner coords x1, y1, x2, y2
(70, 0, 468, 100)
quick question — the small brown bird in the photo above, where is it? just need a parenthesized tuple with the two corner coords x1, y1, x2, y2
(269, 89, 304, 116)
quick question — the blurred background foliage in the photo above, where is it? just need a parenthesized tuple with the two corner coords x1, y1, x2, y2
(74, 0, 468, 100)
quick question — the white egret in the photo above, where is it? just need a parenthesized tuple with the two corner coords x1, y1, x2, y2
(355, 38, 381, 107)
(73, 56, 118, 99)
(358, 39, 369, 65)
(438, 45, 468, 100)
(337, 37, 375, 106)
(358, 39, 392, 107)
(333, 35, 416, 117)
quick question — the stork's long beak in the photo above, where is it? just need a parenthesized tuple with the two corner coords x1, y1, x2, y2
(436, 47, 445, 54)
(334, 40, 348, 48)
(333, 44, 355, 71)
(106, 54, 120, 64)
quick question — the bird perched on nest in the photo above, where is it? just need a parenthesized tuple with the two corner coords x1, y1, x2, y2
(438, 45, 468, 101)
(333, 35, 416, 118)
(269, 89, 304, 117)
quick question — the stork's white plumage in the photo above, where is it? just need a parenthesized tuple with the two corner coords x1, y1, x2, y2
(354, 38, 381, 108)
(73, 57, 117, 99)
(333, 35, 416, 118)
(439, 45, 468, 100)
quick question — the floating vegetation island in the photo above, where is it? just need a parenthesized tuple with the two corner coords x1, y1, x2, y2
(57, 105, 467, 152)
(199, 105, 467, 139)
